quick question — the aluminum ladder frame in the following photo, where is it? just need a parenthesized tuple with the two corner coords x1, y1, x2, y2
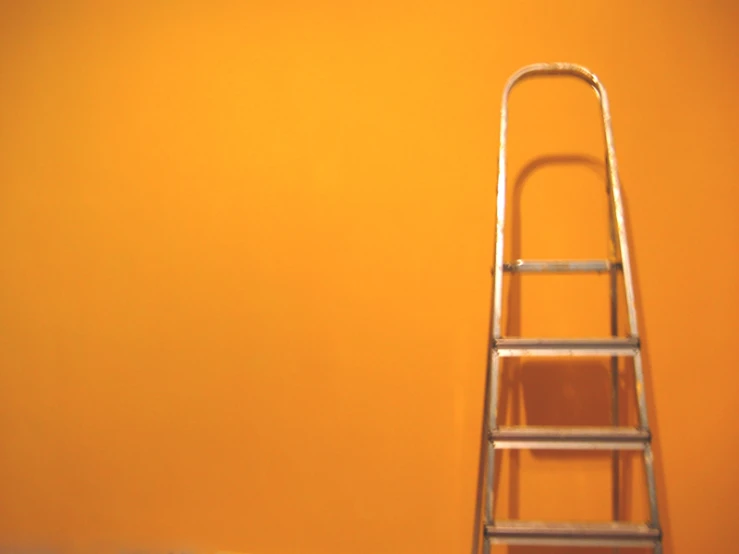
(483, 63, 662, 552)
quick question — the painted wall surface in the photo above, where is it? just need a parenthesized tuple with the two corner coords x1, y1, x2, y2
(1, 1, 738, 553)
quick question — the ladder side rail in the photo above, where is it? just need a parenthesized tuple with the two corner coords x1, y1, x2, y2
(492, 62, 639, 339)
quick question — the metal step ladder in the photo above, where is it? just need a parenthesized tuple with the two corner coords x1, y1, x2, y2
(483, 63, 662, 552)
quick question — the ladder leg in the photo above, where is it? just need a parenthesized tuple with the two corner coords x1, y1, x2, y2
(608, 173, 621, 530)
(607, 90, 661, 539)
(643, 443, 660, 528)
(482, 537, 490, 554)
(634, 353, 660, 527)
(610, 350, 620, 521)
(484, 351, 501, 523)
(609, 259, 620, 520)
(610, 273, 621, 554)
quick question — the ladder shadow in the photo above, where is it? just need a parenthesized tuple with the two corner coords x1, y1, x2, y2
(499, 154, 646, 554)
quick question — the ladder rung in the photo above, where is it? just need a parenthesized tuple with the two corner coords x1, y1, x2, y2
(490, 426, 649, 450)
(502, 259, 621, 273)
(485, 521, 660, 548)
(494, 337, 639, 357)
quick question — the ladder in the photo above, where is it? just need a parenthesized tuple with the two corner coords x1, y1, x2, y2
(483, 63, 662, 552)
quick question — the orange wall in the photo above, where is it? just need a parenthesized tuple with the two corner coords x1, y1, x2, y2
(1, 1, 738, 553)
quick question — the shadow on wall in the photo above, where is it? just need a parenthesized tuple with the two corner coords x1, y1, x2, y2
(473, 154, 660, 554)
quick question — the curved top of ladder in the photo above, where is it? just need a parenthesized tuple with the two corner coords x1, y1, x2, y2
(492, 63, 638, 338)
